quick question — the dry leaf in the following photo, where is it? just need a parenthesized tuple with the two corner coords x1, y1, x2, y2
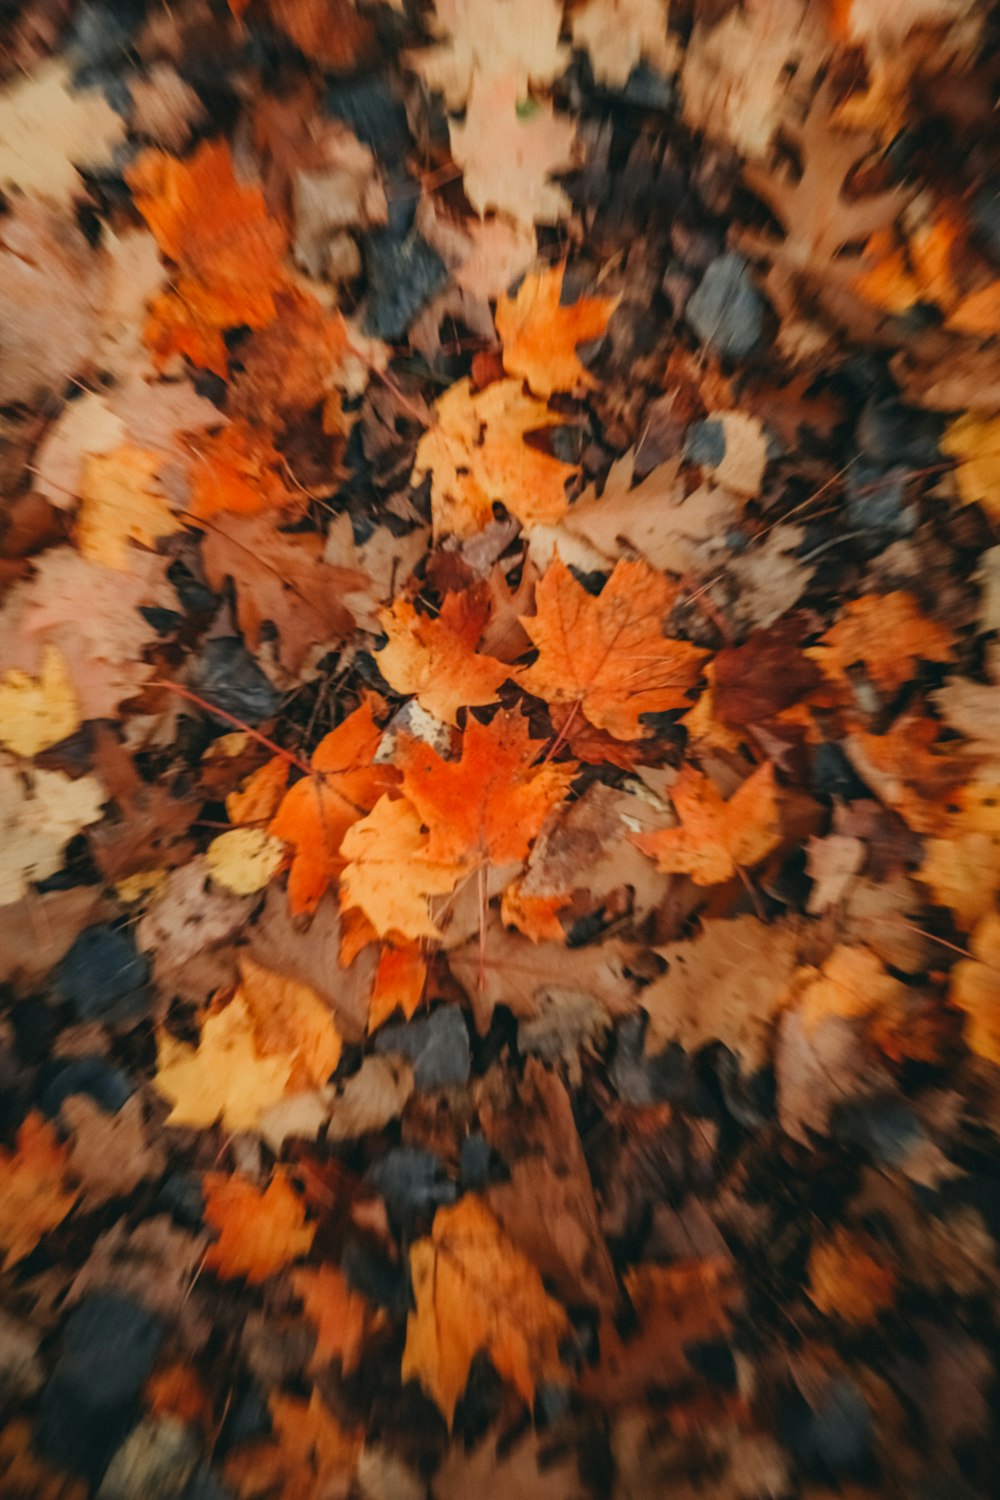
(450, 73, 577, 226)
(941, 413, 1000, 521)
(375, 589, 510, 725)
(205, 827, 286, 895)
(238, 954, 343, 1090)
(632, 762, 782, 885)
(203, 1170, 315, 1283)
(226, 1389, 360, 1500)
(61, 1095, 166, 1210)
(497, 265, 619, 398)
(949, 913, 1000, 1066)
(339, 795, 464, 941)
(409, 0, 568, 109)
(0, 646, 79, 758)
(0, 1112, 78, 1269)
(810, 592, 955, 696)
(572, 0, 678, 89)
(293, 1265, 381, 1375)
(0, 60, 125, 204)
(0, 759, 104, 906)
(807, 1227, 896, 1323)
(154, 997, 293, 1133)
(77, 444, 181, 569)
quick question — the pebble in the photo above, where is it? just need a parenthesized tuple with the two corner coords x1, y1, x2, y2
(686, 253, 763, 359)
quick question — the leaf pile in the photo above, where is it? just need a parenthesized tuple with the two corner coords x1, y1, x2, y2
(1, 2, 999, 1497)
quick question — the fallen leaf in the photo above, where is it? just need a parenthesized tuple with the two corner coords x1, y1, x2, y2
(941, 413, 1000, 521)
(267, 0, 375, 71)
(789, 944, 906, 1032)
(571, 0, 679, 89)
(0, 759, 105, 906)
(806, 834, 865, 913)
(0, 646, 79, 758)
(203, 1170, 315, 1283)
(0, 1113, 78, 1269)
(432, 1431, 583, 1500)
(325, 1054, 415, 1141)
(339, 795, 464, 941)
(810, 592, 955, 696)
(293, 1265, 381, 1375)
(226, 1389, 360, 1500)
(205, 826, 286, 895)
(402, 1194, 569, 1425)
(807, 1227, 896, 1324)
(61, 1095, 166, 1210)
(375, 588, 510, 725)
(0, 1420, 86, 1500)
(409, 0, 568, 109)
(77, 444, 181, 569)
(238, 954, 343, 1090)
(187, 421, 296, 521)
(154, 997, 293, 1133)
(369, 945, 427, 1031)
(949, 913, 1000, 1066)
(450, 73, 577, 226)
(269, 699, 394, 915)
(497, 265, 619, 398)
(632, 762, 782, 885)
(413, 377, 578, 538)
(226, 756, 289, 827)
(519, 555, 707, 739)
(0, 59, 125, 205)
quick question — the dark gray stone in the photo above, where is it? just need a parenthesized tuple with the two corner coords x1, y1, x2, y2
(686, 253, 763, 359)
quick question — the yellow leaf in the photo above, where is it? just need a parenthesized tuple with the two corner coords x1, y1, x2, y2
(942, 414, 1000, 521)
(78, 443, 182, 569)
(950, 914, 1000, 1066)
(919, 788, 1000, 930)
(0, 645, 79, 757)
(237, 955, 342, 1091)
(402, 1195, 568, 1425)
(339, 795, 464, 941)
(154, 997, 293, 1133)
(792, 944, 905, 1032)
(205, 826, 286, 895)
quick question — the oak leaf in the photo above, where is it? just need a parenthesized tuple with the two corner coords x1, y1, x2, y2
(0, 1112, 78, 1270)
(154, 997, 293, 1133)
(339, 795, 464, 941)
(519, 555, 707, 739)
(375, 588, 510, 725)
(950, 914, 1000, 1066)
(238, 955, 343, 1090)
(269, 699, 394, 915)
(807, 1228, 896, 1324)
(810, 592, 955, 696)
(413, 377, 578, 538)
(292, 1265, 381, 1375)
(0, 646, 79, 758)
(226, 1389, 360, 1500)
(402, 1195, 569, 1425)
(0, 759, 105, 905)
(400, 711, 573, 868)
(497, 265, 619, 398)
(77, 444, 181, 569)
(203, 1170, 315, 1283)
(632, 762, 781, 885)
(450, 72, 577, 226)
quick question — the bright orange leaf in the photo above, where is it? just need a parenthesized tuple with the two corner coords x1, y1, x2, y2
(810, 592, 954, 696)
(145, 1363, 213, 1432)
(375, 587, 510, 725)
(0, 1112, 78, 1270)
(292, 1264, 382, 1375)
(519, 555, 708, 739)
(269, 698, 394, 915)
(369, 944, 427, 1030)
(632, 762, 781, 885)
(225, 1389, 360, 1500)
(399, 711, 573, 869)
(203, 1170, 315, 1284)
(789, 944, 906, 1033)
(496, 264, 620, 397)
(226, 755, 289, 826)
(402, 1195, 569, 1426)
(339, 794, 464, 941)
(187, 421, 296, 521)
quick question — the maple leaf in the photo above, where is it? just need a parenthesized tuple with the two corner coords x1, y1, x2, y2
(205, 826, 286, 895)
(807, 1227, 896, 1324)
(400, 711, 573, 869)
(339, 795, 464, 941)
(128, 141, 287, 373)
(632, 762, 782, 885)
(497, 265, 620, 398)
(519, 555, 708, 739)
(0, 645, 78, 758)
(238, 955, 343, 1090)
(950, 914, 1000, 1066)
(572, 0, 679, 89)
(226, 1389, 360, 1500)
(267, 0, 376, 72)
(269, 699, 394, 915)
(375, 588, 510, 725)
(0, 59, 125, 205)
(0, 1112, 78, 1270)
(292, 1265, 381, 1375)
(187, 421, 296, 521)
(154, 997, 294, 1133)
(227, 755, 289, 826)
(369, 944, 428, 1031)
(0, 759, 105, 905)
(809, 592, 955, 696)
(203, 1170, 315, 1283)
(200, 511, 359, 673)
(941, 413, 1000, 521)
(77, 444, 181, 569)
(919, 819, 1000, 931)
(450, 73, 577, 226)
(788, 944, 906, 1032)
(413, 377, 578, 538)
(402, 1195, 569, 1425)
(409, 0, 567, 109)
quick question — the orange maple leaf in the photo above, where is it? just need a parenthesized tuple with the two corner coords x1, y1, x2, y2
(203, 1170, 315, 1284)
(402, 1195, 569, 1426)
(292, 1264, 382, 1375)
(269, 699, 395, 915)
(496, 264, 620, 397)
(226, 755, 289, 826)
(810, 592, 955, 696)
(375, 587, 510, 725)
(519, 555, 708, 739)
(339, 794, 464, 941)
(369, 944, 427, 1030)
(225, 1389, 360, 1500)
(0, 1112, 78, 1270)
(187, 421, 296, 521)
(632, 762, 782, 885)
(399, 711, 573, 871)
(128, 141, 287, 374)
